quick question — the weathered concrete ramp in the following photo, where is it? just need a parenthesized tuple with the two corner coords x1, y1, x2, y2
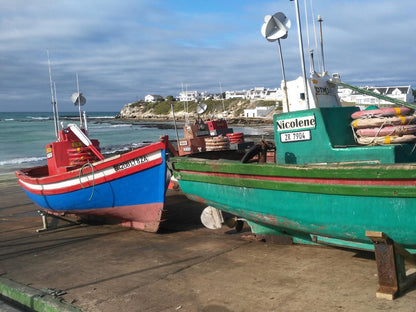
(1, 182, 416, 311)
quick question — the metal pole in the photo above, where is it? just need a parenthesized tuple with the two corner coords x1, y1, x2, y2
(53, 81, 60, 133)
(219, 81, 225, 115)
(318, 15, 325, 73)
(47, 50, 59, 140)
(277, 39, 290, 112)
(76, 73, 83, 128)
(294, 0, 310, 109)
(171, 103, 180, 151)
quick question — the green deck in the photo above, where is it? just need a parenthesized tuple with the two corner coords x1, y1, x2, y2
(274, 107, 416, 164)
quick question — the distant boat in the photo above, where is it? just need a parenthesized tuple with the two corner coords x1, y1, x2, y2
(172, 102, 254, 156)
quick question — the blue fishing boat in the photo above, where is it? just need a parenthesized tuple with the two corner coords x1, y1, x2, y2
(16, 126, 170, 232)
(15, 65, 171, 232)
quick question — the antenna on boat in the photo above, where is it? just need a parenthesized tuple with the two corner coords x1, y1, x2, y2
(261, 12, 291, 112)
(293, 0, 311, 109)
(196, 102, 208, 124)
(47, 50, 60, 141)
(71, 73, 87, 129)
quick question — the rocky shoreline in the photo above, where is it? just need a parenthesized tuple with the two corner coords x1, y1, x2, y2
(116, 101, 276, 126)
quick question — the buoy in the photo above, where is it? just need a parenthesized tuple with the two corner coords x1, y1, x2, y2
(205, 136, 230, 151)
(351, 106, 416, 145)
(351, 115, 416, 129)
(356, 135, 416, 145)
(226, 132, 244, 143)
(351, 106, 413, 120)
(356, 125, 416, 137)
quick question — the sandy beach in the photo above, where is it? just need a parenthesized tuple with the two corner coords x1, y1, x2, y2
(1, 179, 416, 311)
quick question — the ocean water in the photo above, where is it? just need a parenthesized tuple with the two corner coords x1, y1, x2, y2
(0, 111, 178, 175)
(0, 111, 268, 176)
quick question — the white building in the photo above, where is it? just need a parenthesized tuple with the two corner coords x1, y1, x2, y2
(225, 90, 248, 100)
(144, 94, 164, 102)
(264, 88, 283, 101)
(243, 106, 275, 118)
(247, 87, 267, 100)
(179, 90, 200, 102)
(200, 92, 222, 100)
(225, 87, 284, 101)
(338, 86, 414, 106)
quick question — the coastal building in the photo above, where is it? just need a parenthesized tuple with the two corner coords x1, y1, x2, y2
(179, 90, 200, 102)
(247, 87, 267, 100)
(243, 106, 275, 118)
(144, 94, 164, 102)
(338, 85, 414, 106)
(163, 83, 415, 107)
(225, 90, 248, 100)
(264, 88, 282, 101)
(200, 92, 223, 101)
(225, 87, 283, 101)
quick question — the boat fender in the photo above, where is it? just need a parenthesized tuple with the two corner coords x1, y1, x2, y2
(200, 206, 224, 230)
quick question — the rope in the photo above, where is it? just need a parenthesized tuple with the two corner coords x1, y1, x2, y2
(351, 120, 392, 145)
(79, 162, 95, 201)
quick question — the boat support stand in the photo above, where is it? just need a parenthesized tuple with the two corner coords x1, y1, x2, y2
(366, 231, 416, 300)
(36, 210, 80, 233)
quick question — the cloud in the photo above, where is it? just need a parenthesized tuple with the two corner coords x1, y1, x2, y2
(0, 0, 415, 112)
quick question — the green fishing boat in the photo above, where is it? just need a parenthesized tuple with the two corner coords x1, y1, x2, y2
(171, 105, 416, 251)
(169, 6, 416, 254)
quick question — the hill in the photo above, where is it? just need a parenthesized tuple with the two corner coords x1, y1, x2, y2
(116, 99, 280, 124)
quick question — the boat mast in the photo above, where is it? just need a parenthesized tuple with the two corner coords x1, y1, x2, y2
(293, 0, 311, 109)
(76, 73, 83, 129)
(47, 50, 60, 141)
(219, 81, 226, 118)
(318, 15, 326, 74)
(277, 38, 290, 112)
(170, 103, 180, 151)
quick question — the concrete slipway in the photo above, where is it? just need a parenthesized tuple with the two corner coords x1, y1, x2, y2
(1, 181, 416, 312)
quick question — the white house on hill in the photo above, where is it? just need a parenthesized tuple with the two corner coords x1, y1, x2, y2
(179, 90, 200, 102)
(145, 94, 164, 102)
(225, 90, 247, 100)
(338, 85, 414, 106)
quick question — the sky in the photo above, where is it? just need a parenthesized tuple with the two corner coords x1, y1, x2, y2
(1, 0, 415, 112)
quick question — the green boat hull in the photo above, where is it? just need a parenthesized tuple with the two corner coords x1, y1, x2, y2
(171, 107, 416, 252)
(177, 176, 416, 251)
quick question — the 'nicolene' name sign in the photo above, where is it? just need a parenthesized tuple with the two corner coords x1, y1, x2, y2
(276, 115, 316, 132)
